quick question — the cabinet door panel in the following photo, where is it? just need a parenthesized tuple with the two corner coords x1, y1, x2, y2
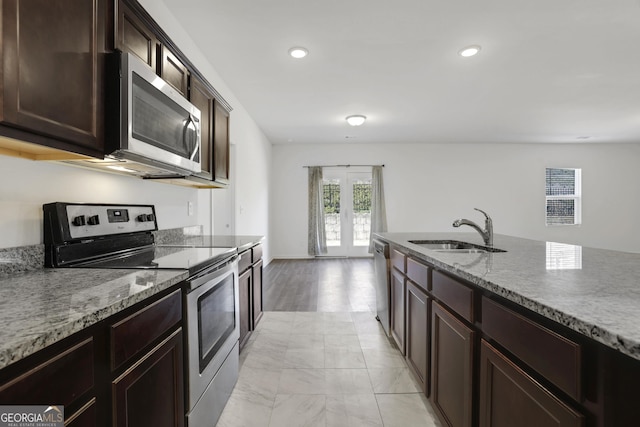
(390, 268, 406, 354)
(479, 339, 584, 427)
(407, 282, 429, 394)
(252, 259, 264, 328)
(116, 0, 158, 68)
(161, 46, 188, 97)
(113, 329, 184, 427)
(212, 100, 230, 184)
(431, 302, 474, 427)
(1, 0, 105, 153)
(239, 268, 252, 350)
(189, 75, 213, 179)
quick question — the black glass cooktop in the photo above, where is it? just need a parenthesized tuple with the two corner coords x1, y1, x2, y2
(75, 246, 237, 275)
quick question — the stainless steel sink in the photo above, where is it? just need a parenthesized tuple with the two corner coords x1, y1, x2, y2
(408, 240, 507, 253)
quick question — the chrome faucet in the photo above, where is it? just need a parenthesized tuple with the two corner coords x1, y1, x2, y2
(452, 208, 493, 247)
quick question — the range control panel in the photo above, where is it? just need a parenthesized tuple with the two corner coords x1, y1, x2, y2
(62, 203, 157, 239)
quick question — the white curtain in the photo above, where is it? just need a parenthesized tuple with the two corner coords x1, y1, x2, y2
(308, 167, 327, 255)
(369, 165, 388, 252)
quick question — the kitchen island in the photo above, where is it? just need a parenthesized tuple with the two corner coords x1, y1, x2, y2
(375, 231, 640, 427)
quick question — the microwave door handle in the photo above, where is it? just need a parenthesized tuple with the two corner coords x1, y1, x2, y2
(183, 114, 200, 161)
(191, 115, 200, 161)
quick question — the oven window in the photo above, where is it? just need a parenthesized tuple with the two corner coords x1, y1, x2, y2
(197, 273, 236, 372)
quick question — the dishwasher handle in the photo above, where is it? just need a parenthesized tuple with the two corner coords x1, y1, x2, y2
(372, 240, 389, 257)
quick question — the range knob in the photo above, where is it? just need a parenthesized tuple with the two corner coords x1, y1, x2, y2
(137, 214, 148, 222)
(71, 215, 86, 226)
(146, 214, 155, 222)
(87, 215, 100, 225)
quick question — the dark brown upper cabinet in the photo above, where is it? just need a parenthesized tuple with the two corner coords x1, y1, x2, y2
(0, 0, 107, 157)
(189, 75, 214, 180)
(161, 46, 189, 97)
(116, 0, 158, 69)
(213, 99, 230, 185)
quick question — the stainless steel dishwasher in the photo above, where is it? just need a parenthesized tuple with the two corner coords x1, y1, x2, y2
(373, 239, 391, 336)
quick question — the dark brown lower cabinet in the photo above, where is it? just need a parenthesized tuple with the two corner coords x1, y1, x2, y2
(239, 268, 252, 349)
(431, 301, 475, 427)
(390, 268, 406, 354)
(112, 328, 184, 427)
(406, 281, 429, 394)
(65, 398, 97, 427)
(479, 339, 584, 427)
(252, 259, 264, 327)
(239, 244, 264, 351)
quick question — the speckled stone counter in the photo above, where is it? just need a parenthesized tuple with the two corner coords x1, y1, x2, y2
(157, 235, 264, 253)
(375, 232, 640, 362)
(0, 267, 187, 369)
(0, 245, 44, 276)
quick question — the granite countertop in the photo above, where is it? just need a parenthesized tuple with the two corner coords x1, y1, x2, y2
(0, 232, 264, 370)
(375, 232, 640, 362)
(0, 268, 187, 369)
(156, 234, 264, 253)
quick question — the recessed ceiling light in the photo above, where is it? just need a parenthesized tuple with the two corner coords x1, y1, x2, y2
(346, 115, 366, 126)
(459, 45, 481, 57)
(288, 47, 308, 59)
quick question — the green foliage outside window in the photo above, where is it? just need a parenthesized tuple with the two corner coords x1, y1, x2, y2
(323, 182, 371, 214)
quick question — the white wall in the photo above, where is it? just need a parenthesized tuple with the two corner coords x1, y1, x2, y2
(0, 156, 201, 247)
(271, 142, 640, 257)
(0, 1, 272, 264)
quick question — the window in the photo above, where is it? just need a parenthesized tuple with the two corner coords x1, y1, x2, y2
(545, 168, 581, 226)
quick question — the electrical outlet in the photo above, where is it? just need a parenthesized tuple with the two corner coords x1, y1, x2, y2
(188, 202, 193, 216)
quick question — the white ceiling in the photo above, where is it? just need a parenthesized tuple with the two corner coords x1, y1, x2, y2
(162, 0, 640, 145)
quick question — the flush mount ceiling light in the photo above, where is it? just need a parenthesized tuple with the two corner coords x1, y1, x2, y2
(346, 115, 366, 126)
(458, 45, 481, 57)
(288, 47, 308, 59)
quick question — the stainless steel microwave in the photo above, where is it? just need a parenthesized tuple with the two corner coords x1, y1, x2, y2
(104, 51, 201, 177)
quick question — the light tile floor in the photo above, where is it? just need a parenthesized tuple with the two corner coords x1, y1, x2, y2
(216, 311, 442, 427)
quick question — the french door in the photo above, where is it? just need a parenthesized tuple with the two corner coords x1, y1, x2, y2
(322, 168, 373, 257)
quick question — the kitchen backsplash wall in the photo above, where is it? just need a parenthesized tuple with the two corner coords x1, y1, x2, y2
(0, 226, 205, 277)
(0, 155, 204, 249)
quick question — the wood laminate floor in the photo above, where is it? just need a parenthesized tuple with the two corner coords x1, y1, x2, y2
(263, 258, 378, 312)
(216, 258, 441, 427)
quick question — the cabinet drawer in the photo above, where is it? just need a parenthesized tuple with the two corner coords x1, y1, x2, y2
(0, 338, 94, 406)
(482, 297, 582, 401)
(65, 398, 97, 427)
(252, 243, 263, 263)
(407, 257, 430, 292)
(479, 339, 583, 427)
(238, 249, 252, 273)
(391, 249, 406, 273)
(111, 289, 182, 371)
(431, 270, 474, 322)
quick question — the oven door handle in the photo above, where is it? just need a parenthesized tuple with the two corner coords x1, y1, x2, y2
(186, 254, 238, 292)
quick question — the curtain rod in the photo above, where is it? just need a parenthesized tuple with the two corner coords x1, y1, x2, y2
(302, 164, 384, 168)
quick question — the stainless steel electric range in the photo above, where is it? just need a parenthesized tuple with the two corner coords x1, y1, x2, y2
(43, 202, 239, 427)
